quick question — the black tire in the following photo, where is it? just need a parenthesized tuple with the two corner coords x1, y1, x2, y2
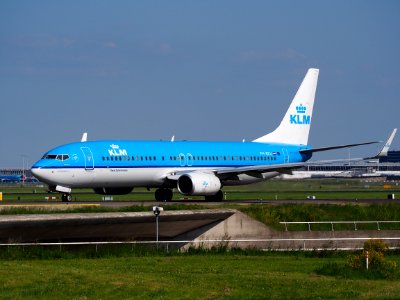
(155, 189, 163, 201)
(62, 194, 72, 202)
(164, 189, 173, 202)
(155, 189, 173, 202)
(205, 190, 223, 202)
(214, 190, 223, 202)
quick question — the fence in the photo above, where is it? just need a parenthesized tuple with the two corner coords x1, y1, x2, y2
(280, 221, 400, 231)
(1, 237, 400, 251)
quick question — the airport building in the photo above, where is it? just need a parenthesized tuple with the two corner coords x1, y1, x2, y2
(0, 168, 33, 182)
(0, 169, 28, 176)
(379, 150, 400, 163)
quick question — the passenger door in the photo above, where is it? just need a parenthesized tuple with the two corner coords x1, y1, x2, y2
(80, 147, 94, 170)
(282, 148, 289, 164)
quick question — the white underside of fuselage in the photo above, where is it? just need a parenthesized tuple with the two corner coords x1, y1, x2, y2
(32, 167, 280, 189)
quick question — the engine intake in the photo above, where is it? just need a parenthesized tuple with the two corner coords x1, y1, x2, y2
(177, 173, 221, 196)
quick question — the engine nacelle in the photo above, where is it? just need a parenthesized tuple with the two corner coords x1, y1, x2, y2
(93, 187, 133, 195)
(177, 173, 221, 196)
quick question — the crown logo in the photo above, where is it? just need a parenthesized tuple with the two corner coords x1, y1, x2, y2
(110, 144, 120, 149)
(296, 104, 306, 114)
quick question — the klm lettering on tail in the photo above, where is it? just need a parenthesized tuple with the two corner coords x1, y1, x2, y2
(290, 104, 311, 125)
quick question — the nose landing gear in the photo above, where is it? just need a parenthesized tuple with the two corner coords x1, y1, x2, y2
(61, 193, 72, 202)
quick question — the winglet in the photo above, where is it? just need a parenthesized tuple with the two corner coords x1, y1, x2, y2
(81, 132, 88, 142)
(376, 128, 397, 157)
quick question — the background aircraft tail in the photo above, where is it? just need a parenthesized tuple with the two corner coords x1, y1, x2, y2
(253, 68, 319, 145)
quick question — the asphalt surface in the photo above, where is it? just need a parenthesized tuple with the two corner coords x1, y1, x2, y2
(2, 198, 400, 209)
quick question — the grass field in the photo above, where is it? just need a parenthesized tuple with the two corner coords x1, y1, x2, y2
(1, 250, 400, 299)
(1, 180, 400, 299)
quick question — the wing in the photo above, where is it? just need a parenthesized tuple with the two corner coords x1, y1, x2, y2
(166, 162, 305, 181)
(299, 141, 379, 154)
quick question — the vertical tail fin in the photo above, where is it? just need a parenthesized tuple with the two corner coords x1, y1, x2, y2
(253, 68, 319, 145)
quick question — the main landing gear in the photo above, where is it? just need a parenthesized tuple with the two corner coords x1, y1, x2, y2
(61, 193, 72, 202)
(154, 189, 224, 202)
(205, 190, 223, 202)
(155, 188, 173, 202)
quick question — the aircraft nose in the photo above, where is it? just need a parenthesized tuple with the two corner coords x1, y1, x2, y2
(31, 166, 47, 183)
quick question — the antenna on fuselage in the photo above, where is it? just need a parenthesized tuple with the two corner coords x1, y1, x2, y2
(171, 135, 175, 142)
(81, 132, 88, 142)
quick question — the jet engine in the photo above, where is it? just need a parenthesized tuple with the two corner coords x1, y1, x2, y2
(93, 187, 133, 195)
(177, 173, 221, 195)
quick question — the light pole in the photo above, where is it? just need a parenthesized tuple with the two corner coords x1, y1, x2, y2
(21, 154, 28, 184)
(152, 206, 164, 248)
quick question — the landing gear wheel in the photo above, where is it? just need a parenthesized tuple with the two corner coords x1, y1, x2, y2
(205, 190, 223, 202)
(61, 194, 72, 202)
(155, 188, 173, 202)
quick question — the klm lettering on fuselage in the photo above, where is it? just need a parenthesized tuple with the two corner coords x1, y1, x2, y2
(290, 103, 311, 125)
(108, 144, 128, 156)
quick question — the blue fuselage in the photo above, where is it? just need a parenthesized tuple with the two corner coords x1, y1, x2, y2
(32, 140, 311, 171)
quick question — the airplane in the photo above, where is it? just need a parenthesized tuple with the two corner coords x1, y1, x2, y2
(31, 68, 378, 202)
(0, 175, 24, 183)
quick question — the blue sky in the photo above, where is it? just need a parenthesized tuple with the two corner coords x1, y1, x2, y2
(1, 1, 399, 167)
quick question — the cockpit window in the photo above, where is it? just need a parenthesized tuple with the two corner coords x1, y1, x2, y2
(42, 154, 69, 161)
(56, 154, 70, 161)
(42, 154, 57, 160)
